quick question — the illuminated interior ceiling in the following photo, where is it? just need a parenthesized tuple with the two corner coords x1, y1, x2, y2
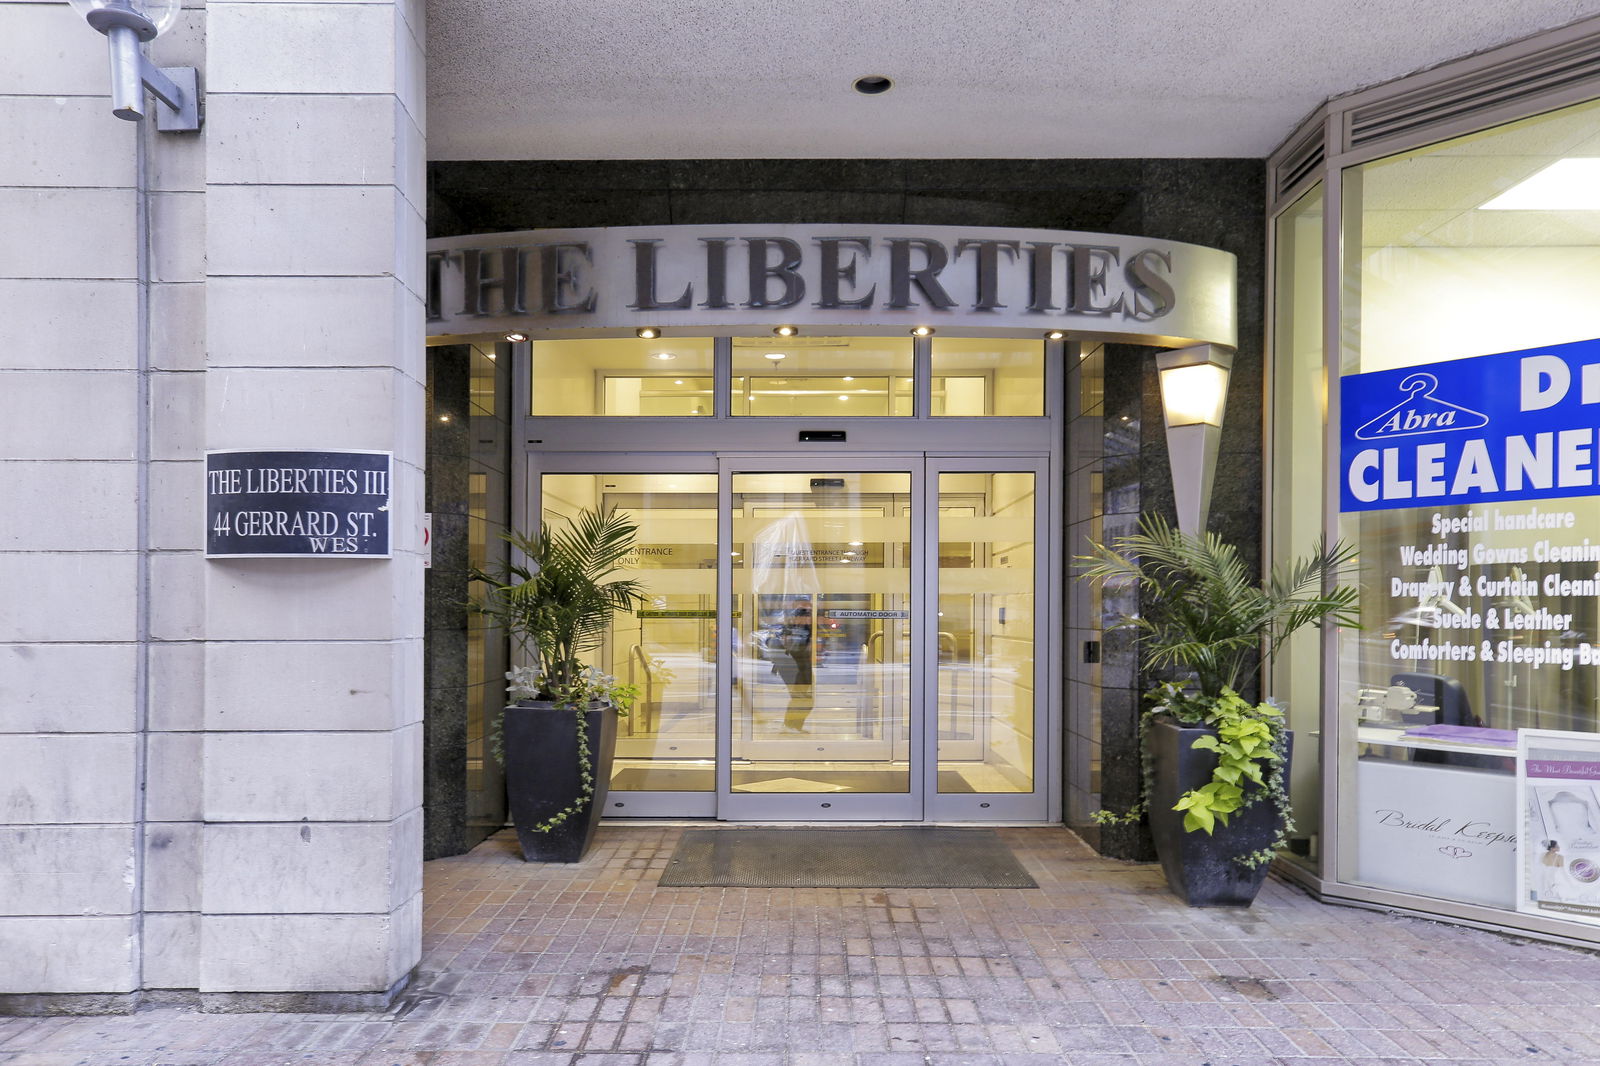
(425, 0, 1599, 161)
(1358, 99, 1600, 249)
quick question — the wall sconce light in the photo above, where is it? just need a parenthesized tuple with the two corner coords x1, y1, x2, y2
(69, 0, 200, 130)
(1156, 344, 1233, 537)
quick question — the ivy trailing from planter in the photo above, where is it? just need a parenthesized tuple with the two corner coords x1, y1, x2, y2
(1172, 687, 1295, 868)
(1092, 684, 1294, 868)
(499, 666, 640, 834)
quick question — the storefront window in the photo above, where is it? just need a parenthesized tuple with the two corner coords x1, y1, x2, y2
(532, 337, 714, 416)
(930, 338, 1045, 416)
(1270, 184, 1325, 872)
(1335, 98, 1600, 917)
(730, 336, 913, 416)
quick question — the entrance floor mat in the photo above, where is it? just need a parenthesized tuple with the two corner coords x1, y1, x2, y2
(657, 826, 1038, 888)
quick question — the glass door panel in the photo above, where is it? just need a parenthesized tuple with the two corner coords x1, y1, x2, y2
(539, 473, 719, 805)
(723, 468, 920, 819)
(927, 463, 1046, 821)
(936, 471, 1036, 791)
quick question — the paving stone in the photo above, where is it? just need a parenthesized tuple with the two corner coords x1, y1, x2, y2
(9, 826, 1600, 1064)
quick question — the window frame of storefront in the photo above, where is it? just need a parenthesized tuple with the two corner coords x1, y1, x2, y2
(1264, 13, 1600, 948)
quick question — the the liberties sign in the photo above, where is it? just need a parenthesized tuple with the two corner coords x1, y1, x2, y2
(425, 224, 1237, 348)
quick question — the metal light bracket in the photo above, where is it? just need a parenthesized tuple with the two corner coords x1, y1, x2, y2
(88, 6, 200, 130)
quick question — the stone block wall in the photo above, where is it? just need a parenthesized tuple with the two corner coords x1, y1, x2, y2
(0, 0, 426, 1009)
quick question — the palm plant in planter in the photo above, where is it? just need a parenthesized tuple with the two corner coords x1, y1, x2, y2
(1079, 515, 1358, 905)
(473, 507, 645, 862)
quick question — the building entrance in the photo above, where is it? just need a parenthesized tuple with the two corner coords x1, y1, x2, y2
(531, 452, 1051, 822)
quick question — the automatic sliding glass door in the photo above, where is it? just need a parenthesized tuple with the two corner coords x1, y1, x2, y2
(531, 454, 1050, 822)
(718, 464, 923, 820)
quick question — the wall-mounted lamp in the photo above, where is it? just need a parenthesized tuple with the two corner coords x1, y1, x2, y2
(1156, 344, 1233, 537)
(69, 0, 200, 130)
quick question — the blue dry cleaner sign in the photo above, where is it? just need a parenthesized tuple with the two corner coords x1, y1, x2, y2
(1341, 337, 1600, 513)
(206, 450, 392, 558)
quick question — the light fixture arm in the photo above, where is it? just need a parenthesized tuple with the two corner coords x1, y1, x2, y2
(87, 9, 201, 130)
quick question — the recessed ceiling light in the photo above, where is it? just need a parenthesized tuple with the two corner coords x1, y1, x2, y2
(636, 326, 660, 339)
(504, 331, 528, 343)
(842, 376, 854, 382)
(673, 379, 684, 385)
(910, 325, 934, 337)
(651, 351, 676, 361)
(764, 352, 786, 361)
(1045, 330, 1066, 341)
(853, 75, 893, 96)
(773, 325, 798, 337)
(1481, 158, 1600, 210)
(838, 395, 849, 401)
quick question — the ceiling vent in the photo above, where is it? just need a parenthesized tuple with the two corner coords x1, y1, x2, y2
(1346, 34, 1600, 152)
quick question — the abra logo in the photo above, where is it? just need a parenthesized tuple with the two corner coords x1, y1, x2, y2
(1354, 372, 1490, 440)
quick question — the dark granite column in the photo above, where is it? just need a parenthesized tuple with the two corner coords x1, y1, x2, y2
(424, 346, 471, 859)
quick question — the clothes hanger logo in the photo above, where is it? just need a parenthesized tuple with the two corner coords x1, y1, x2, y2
(1354, 372, 1490, 441)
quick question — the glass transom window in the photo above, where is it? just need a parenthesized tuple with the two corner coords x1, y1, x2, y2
(730, 337, 913, 416)
(532, 337, 714, 416)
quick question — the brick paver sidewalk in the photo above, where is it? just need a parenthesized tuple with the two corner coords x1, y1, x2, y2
(4, 825, 1600, 1064)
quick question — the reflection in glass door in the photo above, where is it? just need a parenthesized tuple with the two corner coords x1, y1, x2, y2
(722, 470, 918, 819)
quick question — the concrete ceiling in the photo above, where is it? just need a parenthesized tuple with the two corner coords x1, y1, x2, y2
(426, 0, 1600, 162)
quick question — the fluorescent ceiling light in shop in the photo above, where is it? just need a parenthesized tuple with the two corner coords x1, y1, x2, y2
(1480, 159, 1600, 210)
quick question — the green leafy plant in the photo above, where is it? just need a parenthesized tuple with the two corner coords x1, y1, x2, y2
(1173, 687, 1281, 834)
(1080, 515, 1357, 866)
(473, 506, 648, 834)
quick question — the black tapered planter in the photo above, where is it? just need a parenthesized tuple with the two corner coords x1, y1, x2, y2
(504, 699, 618, 862)
(1147, 717, 1292, 906)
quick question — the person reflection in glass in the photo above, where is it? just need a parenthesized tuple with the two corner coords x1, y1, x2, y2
(777, 599, 814, 733)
